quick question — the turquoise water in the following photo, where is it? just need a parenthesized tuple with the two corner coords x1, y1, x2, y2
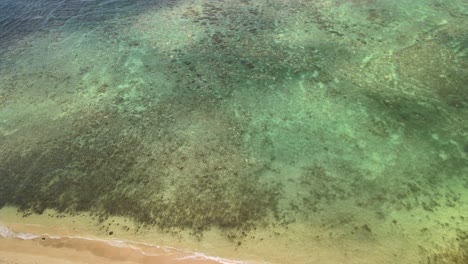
(0, 0, 467, 263)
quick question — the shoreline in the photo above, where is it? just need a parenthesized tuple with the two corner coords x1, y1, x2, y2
(0, 206, 251, 264)
(0, 206, 424, 264)
(0, 224, 243, 264)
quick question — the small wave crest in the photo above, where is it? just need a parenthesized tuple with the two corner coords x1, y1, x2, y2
(0, 224, 38, 239)
(0, 225, 15, 237)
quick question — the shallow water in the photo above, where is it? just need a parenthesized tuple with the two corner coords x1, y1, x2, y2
(0, 0, 467, 263)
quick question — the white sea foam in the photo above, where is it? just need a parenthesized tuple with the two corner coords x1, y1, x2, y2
(177, 252, 246, 264)
(0, 225, 15, 238)
(0, 225, 39, 239)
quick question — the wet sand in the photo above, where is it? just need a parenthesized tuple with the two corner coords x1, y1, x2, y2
(0, 225, 239, 264)
(0, 238, 227, 264)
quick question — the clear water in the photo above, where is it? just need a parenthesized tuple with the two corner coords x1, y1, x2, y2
(0, 0, 467, 263)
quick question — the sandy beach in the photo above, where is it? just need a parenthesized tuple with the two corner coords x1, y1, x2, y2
(0, 224, 237, 264)
(0, 237, 226, 264)
(1, 207, 247, 264)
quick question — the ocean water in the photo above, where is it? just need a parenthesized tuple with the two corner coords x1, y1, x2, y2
(0, 0, 467, 263)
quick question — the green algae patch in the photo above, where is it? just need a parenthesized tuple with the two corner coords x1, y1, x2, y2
(0, 97, 282, 232)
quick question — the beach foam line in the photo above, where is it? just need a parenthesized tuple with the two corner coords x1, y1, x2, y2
(0, 224, 246, 264)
